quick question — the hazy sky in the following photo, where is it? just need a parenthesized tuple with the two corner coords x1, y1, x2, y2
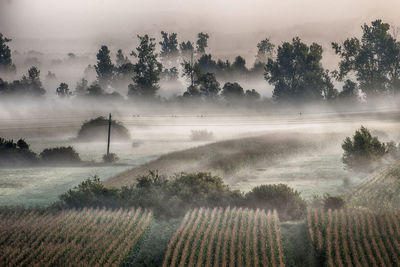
(2, 0, 400, 66)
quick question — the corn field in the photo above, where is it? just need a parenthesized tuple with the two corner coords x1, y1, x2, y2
(162, 207, 285, 267)
(0, 207, 151, 266)
(307, 208, 400, 267)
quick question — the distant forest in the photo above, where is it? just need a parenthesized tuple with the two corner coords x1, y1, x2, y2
(1, 20, 400, 103)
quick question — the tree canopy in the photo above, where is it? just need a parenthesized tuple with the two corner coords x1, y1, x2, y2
(333, 20, 400, 97)
(128, 35, 162, 98)
(265, 37, 334, 102)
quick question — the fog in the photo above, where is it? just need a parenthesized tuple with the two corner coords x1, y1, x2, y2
(2, 0, 400, 70)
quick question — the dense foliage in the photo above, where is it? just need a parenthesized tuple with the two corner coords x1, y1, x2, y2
(76, 116, 130, 141)
(0, 137, 37, 166)
(342, 126, 398, 170)
(58, 172, 307, 220)
(0, 137, 83, 166)
(40, 146, 81, 164)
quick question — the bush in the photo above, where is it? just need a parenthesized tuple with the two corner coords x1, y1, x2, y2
(77, 116, 130, 142)
(57, 171, 306, 221)
(245, 184, 307, 221)
(0, 137, 38, 166)
(323, 195, 345, 210)
(190, 129, 214, 141)
(103, 153, 119, 163)
(40, 146, 81, 164)
(342, 126, 387, 171)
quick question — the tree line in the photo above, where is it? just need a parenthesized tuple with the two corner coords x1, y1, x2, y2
(1, 20, 400, 103)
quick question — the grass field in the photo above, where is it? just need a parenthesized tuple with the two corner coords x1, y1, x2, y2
(162, 207, 284, 267)
(0, 207, 151, 266)
(307, 208, 400, 266)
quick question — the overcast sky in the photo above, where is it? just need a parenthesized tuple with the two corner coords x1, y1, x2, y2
(1, 0, 400, 66)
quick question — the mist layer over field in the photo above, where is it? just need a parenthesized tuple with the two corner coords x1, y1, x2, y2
(1, 98, 399, 206)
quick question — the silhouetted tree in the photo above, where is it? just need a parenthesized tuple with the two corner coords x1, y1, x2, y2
(128, 35, 162, 98)
(0, 33, 16, 74)
(179, 41, 194, 61)
(256, 38, 275, 63)
(232, 56, 248, 78)
(22, 66, 45, 96)
(342, 126, 388, 170)
(338, 79, 359, 100)
(265, 37, 331, 102)
(222, 82, 244, 101)
(115, 49, 130, 67)
(16, 139, 29, 150)
(75, 78, 89, 96)
(87, 82, 103, 97)
(56, 82, 71, 97)
(196, 54, 217, 74)
(245, 89, 261, 101)
(197, 72, 220, 98)
(95, 45, 114, 86)
(159, 31, 179, 68)
(196, 32, 209, 54)
(332, 20, 400, 97)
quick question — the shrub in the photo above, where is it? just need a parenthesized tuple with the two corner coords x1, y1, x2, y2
(102, 152, 119, 163)
(77, 116, 130, 142)
(0, 137, 38, 166)
(57, 172, 306, 221)
(245, 184, 307, 221)
(40, 146, 81, 164)
(323, 195, 345, 210)
(342, 126, 387, 171)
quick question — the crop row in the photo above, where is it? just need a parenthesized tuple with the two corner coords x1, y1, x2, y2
(0, 207, 151, 266)
(163, 207, 284, 267)
(307, 208, 400, 267)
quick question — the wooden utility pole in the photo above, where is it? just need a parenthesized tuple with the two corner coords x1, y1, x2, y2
(107, 113, 111, 157)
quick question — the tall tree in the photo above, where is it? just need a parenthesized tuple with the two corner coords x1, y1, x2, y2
(196, 32, 209, 54)
(115, 49, 130, 67)
(332, 20, 400, 97)
(128, 35, 162, 98)
(222, 82, 244, 101)
(56, 82, 71, 97)
(180, 41, 194, 61)
(0, 33, 16, 74)
(159, 31, 179, 68)
(256, 38, 275, 63)
(75, 78, 88, 96)
(94, 45, 114, 87)
(197, 72, 220, 98)
(265, 37, 332, 102)
(22, 66, 45, 96)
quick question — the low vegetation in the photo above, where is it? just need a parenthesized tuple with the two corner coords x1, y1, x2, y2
(40, 146, 81, 164)
(162, 207, 285, 267)
(0, 137, 37, 166)
(58, 172, 306, 220)
(0, 137, 82, 166)
(76, 116, 130, 142)
(307, 209, 400, 266)
(0, 207, 151, 266)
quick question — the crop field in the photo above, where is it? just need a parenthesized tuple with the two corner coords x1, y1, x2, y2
(347, 161, 400, 210)
(0, 207, 152, 266)
(307, 209, 400, 266)
(162, 207, 285, 267)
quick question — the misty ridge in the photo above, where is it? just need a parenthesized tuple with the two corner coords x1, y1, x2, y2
(0, 19, 399, 113)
